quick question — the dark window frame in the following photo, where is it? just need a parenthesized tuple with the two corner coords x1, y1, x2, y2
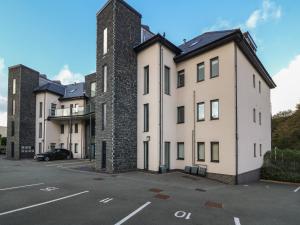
(211, 142, 220, 163)
(177, 142, 184, 160)
(197, 142, 205, 161)
(210, 57, 219, 78)
(164, 66, 171, 95)
(177, 106, 185, 124)
(197, 102, 205, 122)
(177, 70, 185, 88)
(144, 66, 149, 95)
(210, 99, 219, 120)
(144, 103, 149, 132)
(197, 62, 205, 82)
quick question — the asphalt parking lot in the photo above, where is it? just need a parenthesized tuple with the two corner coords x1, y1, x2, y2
(0, 156, 299, 225)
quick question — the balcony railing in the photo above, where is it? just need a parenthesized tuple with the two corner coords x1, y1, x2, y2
(49, 104, 95, 118)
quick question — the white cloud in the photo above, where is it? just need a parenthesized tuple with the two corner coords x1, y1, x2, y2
(0, 95, 7, 112)
(202, 19, 235, 32)
(0, 111, 7, 127)
(0, 57, 8, 127)
(246, 0, 281, 29)
(53, 65, 84, 85)
(271, 55, 300, 114)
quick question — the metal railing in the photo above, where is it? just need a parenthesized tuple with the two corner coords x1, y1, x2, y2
(49, 104, 95, 118)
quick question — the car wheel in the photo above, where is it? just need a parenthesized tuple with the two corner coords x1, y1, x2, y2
(44, 156, 50, 161)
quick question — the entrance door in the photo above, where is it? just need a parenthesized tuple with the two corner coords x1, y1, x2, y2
(11, 142, 14, 158)
(102, 141, 106, 169)
(144, 141, 149, 170)
(164, 142, 170, 170)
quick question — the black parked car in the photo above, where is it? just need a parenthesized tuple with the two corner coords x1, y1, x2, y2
(34, 149, 73, 161)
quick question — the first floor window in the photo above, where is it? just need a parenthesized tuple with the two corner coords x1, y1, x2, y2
(197, 102, 205, 121)
(210, 57, 219, 78)
(39, 102, 43, 118)
(197, 62, 205, 82)
(177, 142, 184, 160)
(164, 66, 170, 95)
(197, 142, 205, 161)
(103, 65, 107, 93)
(144, 104, 149, 132)
(177, 106, 185, 123)
(254, 143, 257, 157)
(39, 122, 42, 138)
(12, 78, 16, 94)
(74, 143, 78, 153)
(210, 99, 219, 120)
(103, 27, 108, 54)
(144, 66, 149, 94)
(51, 103, 56, 116)
(177, 70, 185, 88)
(211, 142, 219, 162)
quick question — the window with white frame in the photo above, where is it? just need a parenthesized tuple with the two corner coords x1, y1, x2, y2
(197, 102, 205, 121)
(91, 82, 96, 97)
(103, 65, 107, 92)
(12, 78, 16, 94)
(210, 99, 219, 120)
(197, 142, 205, 161)
(103, 28, 108, 54)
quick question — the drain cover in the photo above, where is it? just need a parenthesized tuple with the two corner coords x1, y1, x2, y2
(149, 188, 163, 193)
(154, 194, 170, 200)
(205, 201, 223, 208)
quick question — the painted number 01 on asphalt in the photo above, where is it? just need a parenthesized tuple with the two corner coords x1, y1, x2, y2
(174, 211, 192, 220)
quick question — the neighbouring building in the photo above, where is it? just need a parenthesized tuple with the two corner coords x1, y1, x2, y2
(6, 0, 276, 184)
(0, 126, 7, 138)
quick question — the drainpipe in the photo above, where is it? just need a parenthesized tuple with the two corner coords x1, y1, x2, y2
(159, 44, 163, 168)
(234, 42, 239, 184)
(43, 92, 46, 152)
(192, 90, 196, 165)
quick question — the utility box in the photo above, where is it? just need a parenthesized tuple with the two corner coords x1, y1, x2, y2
(198, 166, 207, 177)
(159, 165, 167, 174)
(184, 166, 191, 173)
(191, 166, 198, 175)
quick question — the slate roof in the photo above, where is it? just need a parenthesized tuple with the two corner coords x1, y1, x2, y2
(34, 82, 86, 100)
(178, 29, 238, 55)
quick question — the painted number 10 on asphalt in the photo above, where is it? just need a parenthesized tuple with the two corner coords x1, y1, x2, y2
(174, 211, 192, 220)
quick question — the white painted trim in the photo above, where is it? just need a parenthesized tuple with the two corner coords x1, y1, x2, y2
(114, 201, 151, 225)
(0, 183, 44, 191)
(0, 191, 89, 216)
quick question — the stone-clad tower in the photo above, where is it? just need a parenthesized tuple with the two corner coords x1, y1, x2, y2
(6, 65, 39, 159)
(95, 0, 141, 172)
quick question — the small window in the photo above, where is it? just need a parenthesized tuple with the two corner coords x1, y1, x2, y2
(144, 66, 149, 95)
(197, 142, 205, 161)
(177, 70, 185, 88)
(177, 106, 185, 124)
(253, 108, 256, 123)
(259, 112, 262, 125)
(253, 74, 256, 88)
(144, 104, 149, 132)
(39, 122, 42, 138)
(39, 102, 43, 118)
(210, 57, 219, 78)
(103, 65, 107, 93)
(75, 124, 78, 133)
(211, 142, 219, 162)
(210, 99, 219, 120)
(254, 143, 257, 157)
(177, 142, 184, 160)
(259, 144, 262, 157)
(259, 80, 261, 93)
(11, 121, 15, 137)
(91, 82, 96, 97)
(60, 124, 64, 134)
(197, 102, 205, 121)
(164, 66, 170, 95)
(103, 28, 108, 54)
(102, 103, 107, 130)
(51, 103, 56, 116)
(12, 78, 16, 94)
(74, 143, 78, 153)
(12, 99, 15, 115)
(197, 62, 205, 82)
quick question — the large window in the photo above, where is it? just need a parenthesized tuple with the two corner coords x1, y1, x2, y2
(39, 102, 43, 118)
(164, 66, 170, 95)
(177, 142, 184, 160)
(103, 28, 108, 54)
(211, 142, 219, 162)
(177, 106, 185, 124)
(197, 142, 205, 161)
(197, 102, 205, 121)
(197, 62, 205, 82)
(103, 65, 107, 93)
(144, 66, 149, 95)
(60, 124, 64, 134)
(12, 99, 15, 115)
(144, 104, 149, 132)
(210, 57, 219, 78)
(210, 99, 219, 120)
(91, 82, 96, 97)
(39, 122, 42, 138)
(102, 103, 107, 130)
(12, 79, 16, 94)
(177, 70, 185, 88)
(11, 121, 14, 137)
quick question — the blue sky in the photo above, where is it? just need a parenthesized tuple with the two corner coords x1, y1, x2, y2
(0, 0, 300, 125)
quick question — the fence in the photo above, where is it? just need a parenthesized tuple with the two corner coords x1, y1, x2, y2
(261, 149, 300, 183)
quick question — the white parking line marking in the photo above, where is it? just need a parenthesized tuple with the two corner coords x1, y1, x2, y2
(0, 183, 44, 191)
(40, 187, 59, 192)
(234, 217, 241, 225)
(0, 190, 89, 216)
(99, 198, 113, 204)
(114, 201, 151, 225)
(294, 186, 300, 192)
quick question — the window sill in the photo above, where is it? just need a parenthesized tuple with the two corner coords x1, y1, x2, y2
(197, 119, 205, 122)
(197, 79, 205, 83)
(211, 160, 219, 163)
(197, 159, 205, 162)
(177, 86, 184, 89)
(210, 117, 219, 121)
(177, 122, 185, 124)
(210, 75, 219, 79)
(177, 158, 184, 160)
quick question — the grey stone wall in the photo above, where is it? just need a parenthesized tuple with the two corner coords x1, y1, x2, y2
(6, 65, 39, 159)
(95, 0, 141, 172)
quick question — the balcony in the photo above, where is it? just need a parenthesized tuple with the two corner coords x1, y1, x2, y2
(48, 104, 95, 120)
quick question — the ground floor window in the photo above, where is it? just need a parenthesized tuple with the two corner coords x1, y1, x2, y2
(197, 142, 205, 161)
(211, 142, 219, 162)
(144, 141, 149, 170)
(177, 142, 184, 160)
(74, 143, 78, 153)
